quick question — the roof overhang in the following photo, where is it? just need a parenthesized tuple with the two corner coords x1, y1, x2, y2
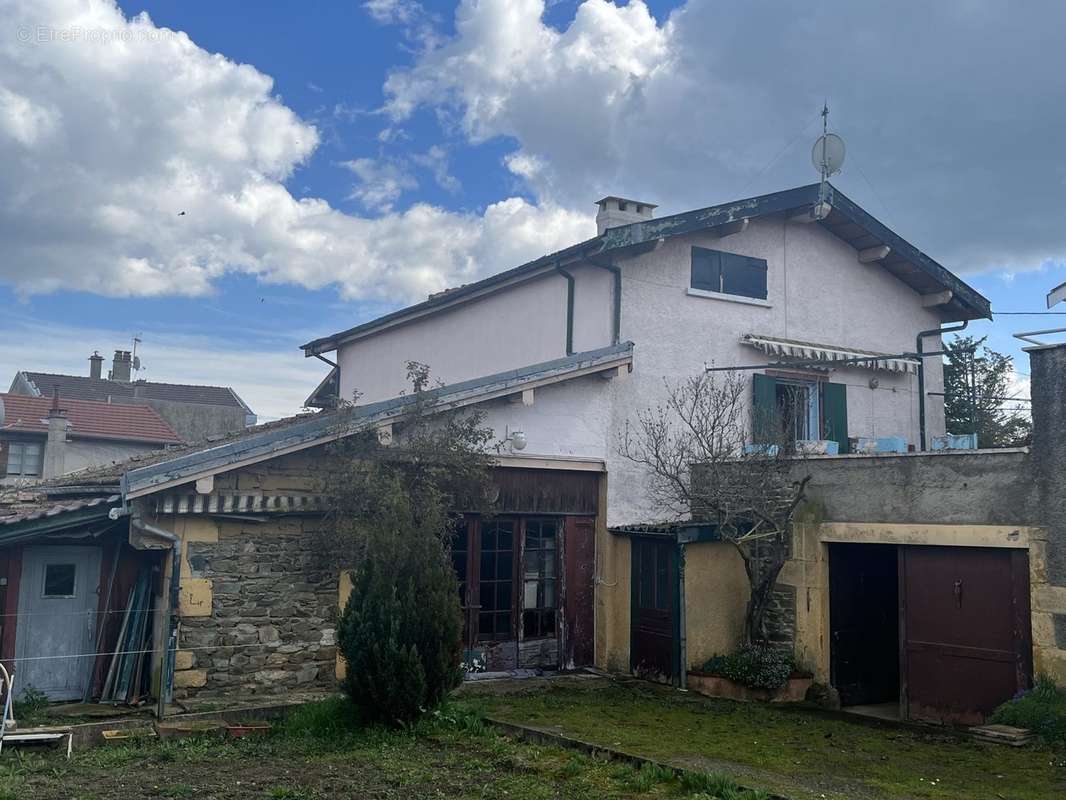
(741, 334, 918, 374)
(601, 183, 990, 322)
(122, 342, 634, 499)
(0, 494, 121, 545)
(609, 521, 720, 543)
(303, 184, 989, 356)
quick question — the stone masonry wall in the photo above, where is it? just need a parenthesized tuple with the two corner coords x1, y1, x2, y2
(175, 519, 339, 699)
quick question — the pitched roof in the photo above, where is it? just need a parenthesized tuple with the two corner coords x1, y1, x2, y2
(120, 341, 633, 497)
(15, 372, 253, 412)
(0, 393, 183, 445)
(0, 493, 122, 545)
(31, 342, 632, 499)
(302, 183, 991, 355)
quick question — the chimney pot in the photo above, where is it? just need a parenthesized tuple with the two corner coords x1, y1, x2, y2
(110, 349, 132, 382)
(595, 195, 657, 236)
(89, 350, 104, 380)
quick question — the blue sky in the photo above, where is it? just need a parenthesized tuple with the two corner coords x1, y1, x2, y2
(2, 1, 1064, 418)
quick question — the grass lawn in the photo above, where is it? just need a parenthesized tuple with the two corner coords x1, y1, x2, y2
(455, 680, 1066, 800)
(0, 697, 771, 800)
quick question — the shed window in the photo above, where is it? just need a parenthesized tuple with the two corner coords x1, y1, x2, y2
(43, 563, 77, 598)
(6, 441, 43, 477)
(691, 247, 768, 300)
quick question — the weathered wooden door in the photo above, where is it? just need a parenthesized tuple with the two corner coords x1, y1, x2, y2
(562, 517, 596, 669)
(630, 538, 676, 681)
(15, 546, 102, 701)
(900, 546, 1032, 725)
(829, 543, 899, 706)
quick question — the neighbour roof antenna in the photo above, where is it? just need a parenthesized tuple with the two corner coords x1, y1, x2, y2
(811, 101, 845, 215)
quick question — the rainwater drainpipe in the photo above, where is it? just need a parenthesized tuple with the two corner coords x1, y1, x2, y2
(556, 262, 575, 356)
(583, 247, 622, 345)
(676, 541, 687, 691)
(916, 320, 968, 450)
(129, 511, 182, 721)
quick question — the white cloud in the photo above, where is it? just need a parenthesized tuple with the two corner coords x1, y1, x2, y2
(341, 157, 419, 212)
(0, 0, 590, 304)
(0, 318, 329, 420)
(384, 0, 1066, 275)
(411, 145, 461, 193)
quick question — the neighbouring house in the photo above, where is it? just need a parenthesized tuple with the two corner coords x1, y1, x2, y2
(3, 182, 1058, 728)
(0, 392, 182, 485)
(9, 350, 256, 442)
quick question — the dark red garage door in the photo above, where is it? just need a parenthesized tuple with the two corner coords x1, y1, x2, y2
(901, 546, 1033, 725)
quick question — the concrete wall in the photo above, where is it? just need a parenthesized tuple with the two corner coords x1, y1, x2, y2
(794, 449, 1035, 525)
(594, 473, 631, 674)
(147, 399, 248, 443)
(1028, 343, 1066, 680)
(65, 438, 159, 473)
(782, 520, 1050, 684)
(683, 541, 749, 668)
(337, 263, 614, 405)
(770, 443, 1065, 685)
(608, 217, 947, 526)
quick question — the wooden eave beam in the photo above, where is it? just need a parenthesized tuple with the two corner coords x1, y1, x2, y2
(858, 245, 891, 263)
(921, 289, 954, 307)
(710, 218, 749, 238)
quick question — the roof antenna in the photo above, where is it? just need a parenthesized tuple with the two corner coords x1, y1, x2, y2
(812, 101, 845, 218)
(132, 334, 143, 375)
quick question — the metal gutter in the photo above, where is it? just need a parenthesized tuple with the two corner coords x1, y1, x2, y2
(556, 263, 576, 355)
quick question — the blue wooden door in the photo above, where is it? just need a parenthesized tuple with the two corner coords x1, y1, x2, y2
(15, 546, 102, 701)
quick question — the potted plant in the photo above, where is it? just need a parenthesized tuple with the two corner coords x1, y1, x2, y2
(689, 644, 812, 703)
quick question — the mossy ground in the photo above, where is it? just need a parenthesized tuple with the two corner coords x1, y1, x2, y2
(456, 681, 1066, 800)
(0, 696, 767, 800)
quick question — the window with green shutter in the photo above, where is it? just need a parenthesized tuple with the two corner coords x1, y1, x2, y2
(821, 382, 850, 454)
(752, 374, 849, 452)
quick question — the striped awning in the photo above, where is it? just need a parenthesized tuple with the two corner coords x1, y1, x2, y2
(149, 492, 326, 516)
(741, 334, 918, 374)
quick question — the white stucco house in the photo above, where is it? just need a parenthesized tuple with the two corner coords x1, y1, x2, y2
(302, 182, 991, 528)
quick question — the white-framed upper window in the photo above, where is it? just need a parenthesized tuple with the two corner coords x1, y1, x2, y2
(691, 246, 768, 301)
(6, 441, 43, 477)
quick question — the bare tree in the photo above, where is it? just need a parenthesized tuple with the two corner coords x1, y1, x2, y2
(619, 370, 811, 644)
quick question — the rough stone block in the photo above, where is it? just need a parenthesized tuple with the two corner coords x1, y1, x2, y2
(1054, 614, 1066, 650)
(173, 650, 195, 670)
(295, 664, 319, 684)
(173, 669, 209, 689)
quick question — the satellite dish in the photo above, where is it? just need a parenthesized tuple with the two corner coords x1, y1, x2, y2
(812, 133, 846, 177)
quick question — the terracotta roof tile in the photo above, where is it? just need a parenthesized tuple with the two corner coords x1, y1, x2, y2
(0, 393, 183, 445)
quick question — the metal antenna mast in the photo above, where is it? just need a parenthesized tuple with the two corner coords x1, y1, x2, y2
(811, 102, 845, 218)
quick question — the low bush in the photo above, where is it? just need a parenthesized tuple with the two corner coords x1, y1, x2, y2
(991, 674, 1066, 744)
(701, 644, 794, 690)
